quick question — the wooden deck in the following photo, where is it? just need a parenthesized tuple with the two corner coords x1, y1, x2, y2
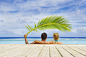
(0, 44, 86, 57)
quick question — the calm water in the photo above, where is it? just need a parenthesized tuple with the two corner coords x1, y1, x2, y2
(0, 37, 86, 44)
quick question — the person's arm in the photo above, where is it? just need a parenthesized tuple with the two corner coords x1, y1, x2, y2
(47, 41, 63, 44)
(34, 40, 63, 44)
(34, 40, 49, 44)
(56, 42, 63, 44)
(24, 34, 29, 44)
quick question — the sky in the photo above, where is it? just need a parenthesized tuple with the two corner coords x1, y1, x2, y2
(0, 0, 86, 37)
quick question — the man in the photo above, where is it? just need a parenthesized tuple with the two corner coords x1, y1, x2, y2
(24, 32, 48, 44)
(24, 32, 63, 44)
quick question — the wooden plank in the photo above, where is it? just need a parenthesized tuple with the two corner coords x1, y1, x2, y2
(39, 45, 50, 57)
(56, 46, 73, 57)
(62, 46, 85, 57)
(6, 45, 38, 57)
(68, 46, 86, 56)
(0, 45, 22, 56)
(26, 45, 43, 57)
(75, 46, 86, 52)
(0, 45, 20, 53)
(18, 45, 38, 57)
(49, 45, 61, 57)
(1, 44, 86, 57)
(0, 45, 12, 52)
(6, 45, 32, 57)
(2, 45, 25, 56)
(16, 45, 34, 57)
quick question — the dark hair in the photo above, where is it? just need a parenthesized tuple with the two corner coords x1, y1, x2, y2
(41, 32, 47, 40)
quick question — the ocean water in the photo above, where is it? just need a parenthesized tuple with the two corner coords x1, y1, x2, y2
(0, 37, 86, 44)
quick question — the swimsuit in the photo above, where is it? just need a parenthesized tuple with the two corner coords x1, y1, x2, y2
(55, 40, 58, 43)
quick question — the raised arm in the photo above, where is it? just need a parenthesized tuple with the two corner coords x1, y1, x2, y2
(24, 34, 36, 44)
(24, 34, 29, 44)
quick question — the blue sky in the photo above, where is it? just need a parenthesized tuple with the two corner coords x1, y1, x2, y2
(0, 0, 86, 37)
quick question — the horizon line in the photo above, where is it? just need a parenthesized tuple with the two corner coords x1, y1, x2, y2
(0, 37, 86, 38)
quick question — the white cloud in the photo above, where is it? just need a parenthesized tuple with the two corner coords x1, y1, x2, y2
(0, 28, 14, 34)
(77, 27, 86, 34)
(0, 3, 17, 11)
(72, 27, 86, 34)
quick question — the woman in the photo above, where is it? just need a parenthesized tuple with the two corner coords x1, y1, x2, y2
(53, 33, 63, 44)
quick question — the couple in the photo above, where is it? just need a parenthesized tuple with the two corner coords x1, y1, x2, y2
(24, 32, 63, 44)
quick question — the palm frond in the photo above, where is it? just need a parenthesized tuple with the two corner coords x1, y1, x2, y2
(25, 15, 72, 35)
(25, 25, 30, 31)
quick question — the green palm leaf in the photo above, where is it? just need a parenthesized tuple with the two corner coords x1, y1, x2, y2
(25, 15, 72, 35)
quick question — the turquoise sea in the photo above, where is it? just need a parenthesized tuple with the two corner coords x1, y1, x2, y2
(0, 37, 86, 44)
